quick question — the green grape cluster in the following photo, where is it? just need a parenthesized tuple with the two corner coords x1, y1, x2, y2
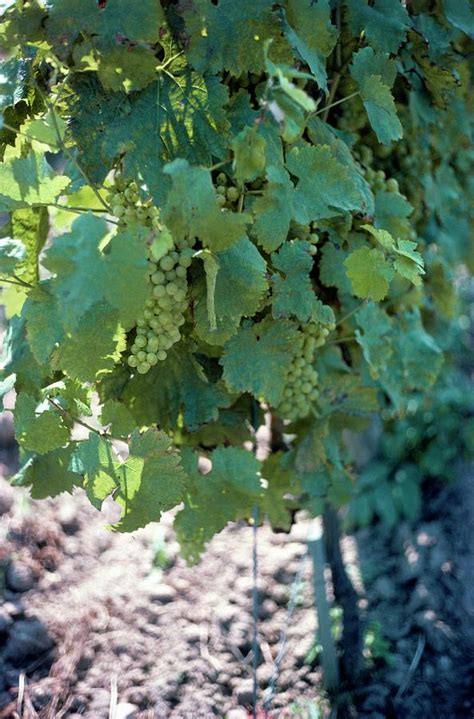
(276, 318, 335, 421)
(107, 175, 160, 229)
(214, 172, 242, 210)
(108, 174, 195, 376)
(127, 248, 193, 374)
(288, 221, 319, 256)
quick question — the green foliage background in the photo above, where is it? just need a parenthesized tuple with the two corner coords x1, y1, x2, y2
(0, 0, 472, 561)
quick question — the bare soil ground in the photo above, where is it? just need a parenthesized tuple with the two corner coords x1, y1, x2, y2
(0, 450, 473, 719)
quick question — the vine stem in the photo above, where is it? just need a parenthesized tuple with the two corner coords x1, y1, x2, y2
(327, 335, 357, 345)
(48, 203, 120, 224)
(336, 302, 366, 328)
(0, 276, 33, 289)
(47, 398, 125, 442)
(33, 80, 110, 212)
(0, 122, 61, 150)
(318, 90, 360, 121)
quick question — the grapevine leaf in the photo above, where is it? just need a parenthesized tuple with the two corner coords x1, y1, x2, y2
(232, 126, 267, 184)
(306, 117, 374, 216)
(0, 147, 70, 211)
(70, 433, 119, 507)
(13, 446, 82, 499)
(119, 346, 233, 432)
(213, 238, 268, 320)
(14, 393, 69, 455)
(0, 239, 26, 275)
(442, 0, 474, 36)
(220, 317, 301, 406)
(194, 237, 268, 343)
(393, 240, 425, 286)
(286, 143, 368, 223)
(374, 190, 413, 239)
(261, 452, 298, 530)
(163, 159, 248, 252)
(175, 447, 263, 563)
(43, 214, 109, 329)
(43, 214, 150, 331)
(319, 242, 352, 293)
(271, 240, 315, 321)
(362, 224, 395, 250)
(67, 74, 228, 200)
(114, 429, 186, 532)
(284, 0, 337, 92)
(345, 0, 411, 54)
(252, 166, 294, 252)
(100, 399, 136, 438)
(2, 315, 48, 396)
(52, 302, 126, 383)
(350, 48, 402, 145)
(181, 0, 288, 76)
(344, 246, 394, 301)
(24, 285, 64, 365)
(101, 225, 151, 328)
(11, 207, 49, 285)
(45, 0, 164, 46)
(355, 303, 394, 375)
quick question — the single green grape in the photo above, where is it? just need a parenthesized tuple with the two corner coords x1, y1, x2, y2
(160, 255, 175, 272)
(137, 362, 151, 374)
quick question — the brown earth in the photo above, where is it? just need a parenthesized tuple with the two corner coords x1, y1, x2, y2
(0, 447, 473, 719)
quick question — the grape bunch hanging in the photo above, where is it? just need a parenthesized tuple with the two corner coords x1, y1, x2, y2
(108, 175, 194, 375)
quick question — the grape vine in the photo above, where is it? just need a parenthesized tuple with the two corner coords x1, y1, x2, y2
(0, 0, 471, 562)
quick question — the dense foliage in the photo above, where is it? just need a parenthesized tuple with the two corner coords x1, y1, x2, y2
(0, 0, 472, 562)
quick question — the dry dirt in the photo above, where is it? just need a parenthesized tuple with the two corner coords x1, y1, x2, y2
(0, 452, 473, 719)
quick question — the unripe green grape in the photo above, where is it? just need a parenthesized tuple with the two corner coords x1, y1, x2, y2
(128, 355, 138, 367)
(147, 337, 160, 351)
(217, 172, 227, 185)
(143, 309, 154, 320)
(160, 255, 175, 272)
(157, 296, 172, 309)
(136, 318, 147, 328)
(165, 269, 177, 281)
(157, 350, 167, 361)
(137, 362, 151, 374)
(308, 245, 318, 256)
(145, 298, 155, 309)
(161, 337, 173, 350)
(137, 350, 147, 362)
(216, 185, 227, 196)
(113, 204, 125, 217)
(179, 250, 193, 266)
(151, 270, 166, 285)
(386, 178, 399, 193)
(136, 327, 147, 336)
(135, 335, 147, 348)
(174, 289, 186, 302)
(153, 284, 166, 298)
(166, 282, 178, 296)
(175, 265, 187, 279)
(130, 343, 139, 354)
(147, 352, 158, 366)
(226, 186, 240, 202)
(125, 206, 136, 219)
(216, 194, 226, 208)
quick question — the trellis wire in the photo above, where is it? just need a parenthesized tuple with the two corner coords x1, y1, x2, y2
(252, 506, 259, 719)
(263, 544, 308, 717)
